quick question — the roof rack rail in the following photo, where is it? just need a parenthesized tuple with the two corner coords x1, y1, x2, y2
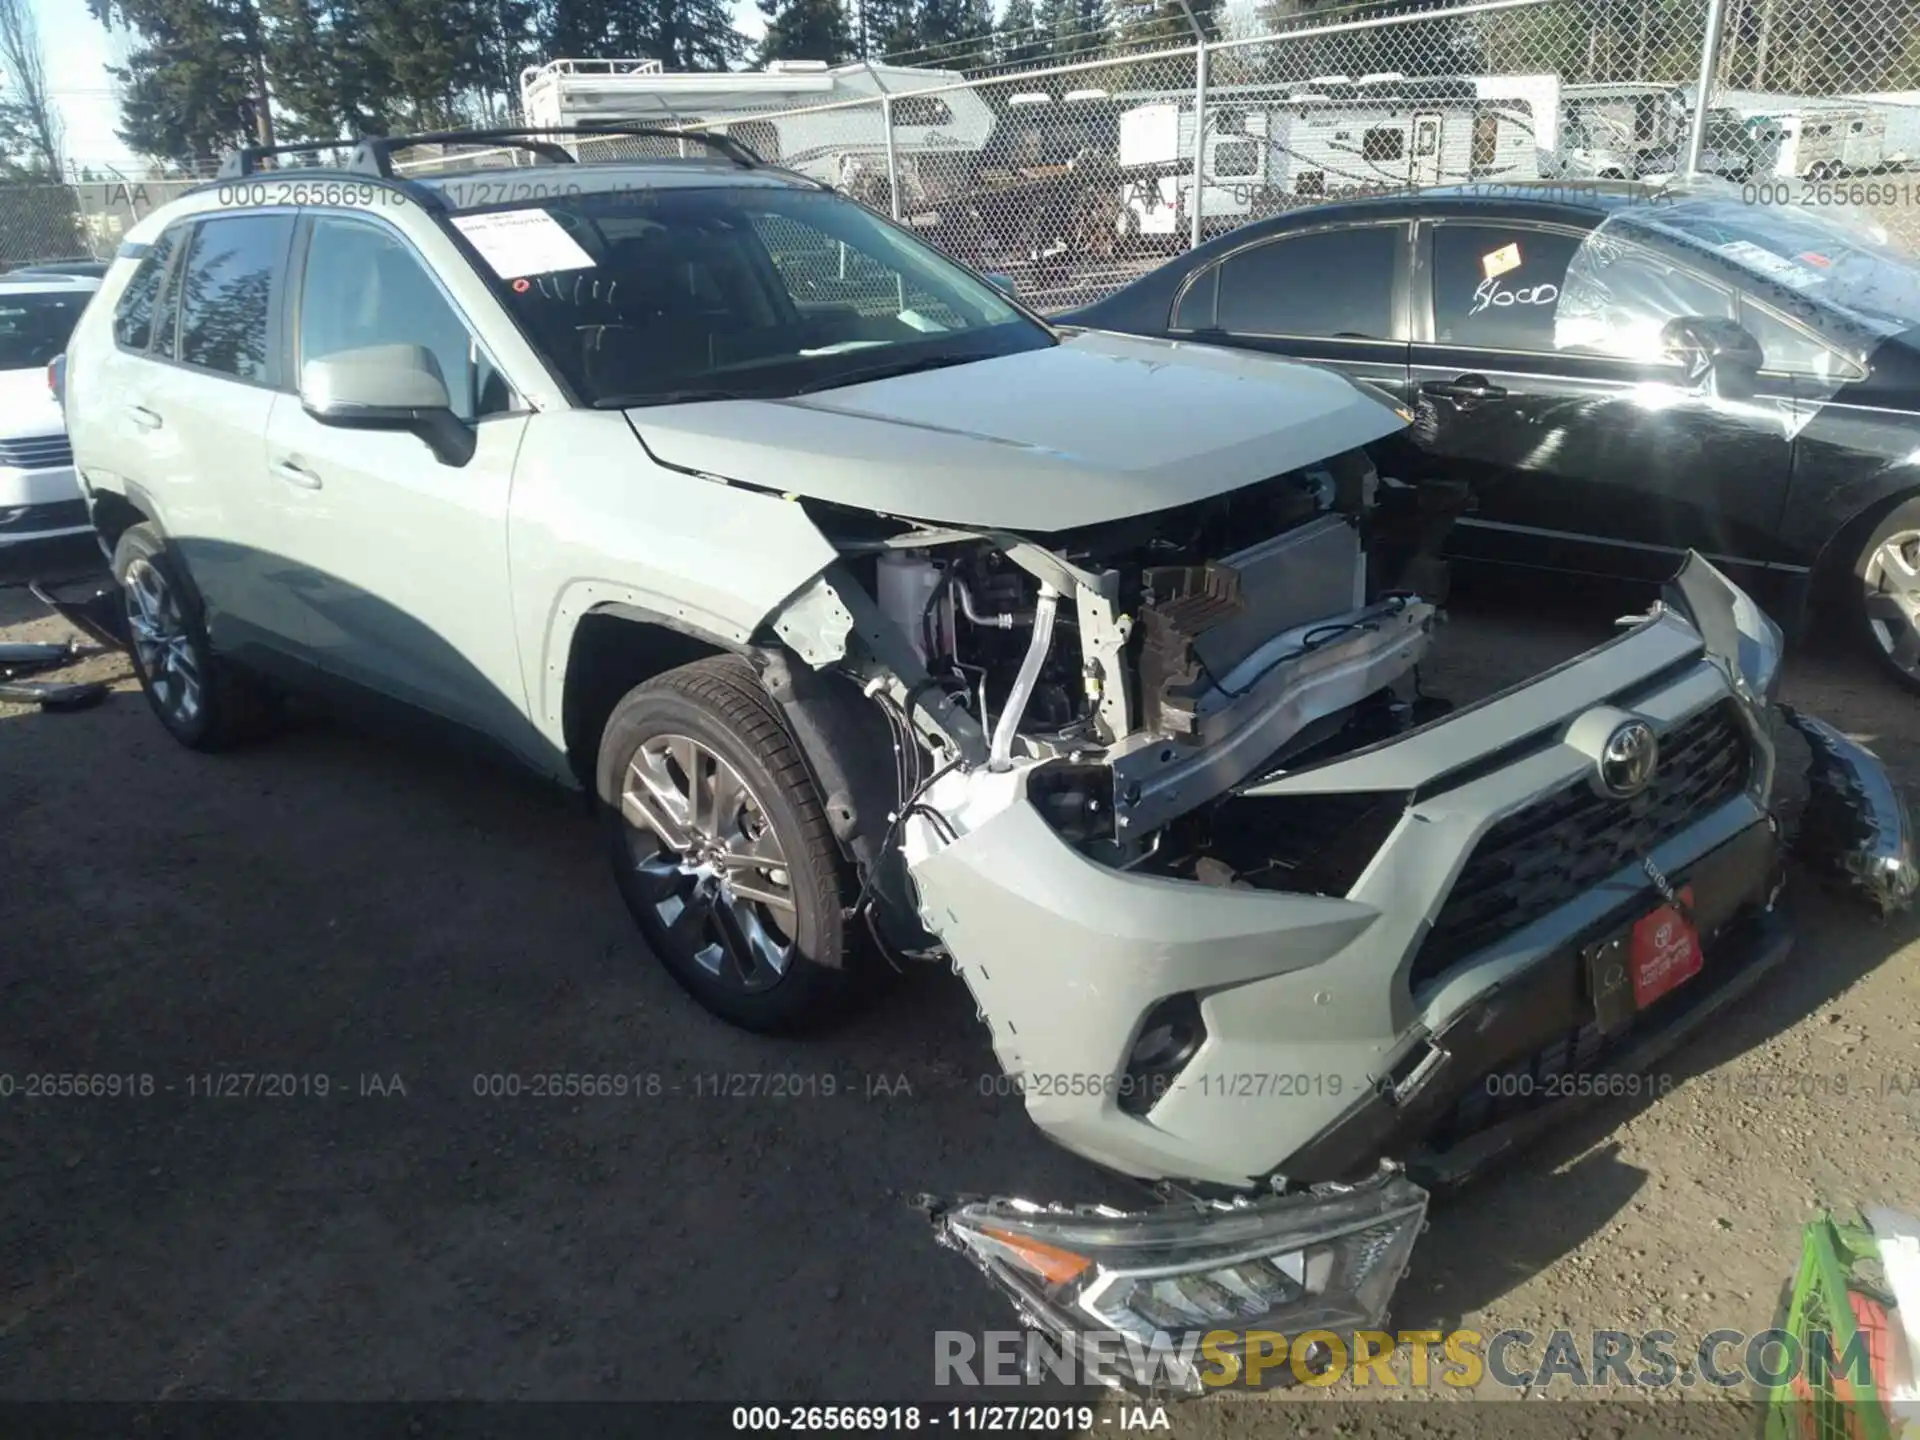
(352, 125, 764, 177)
(217, 124, 764, 184)
(216, 139, 364, 179)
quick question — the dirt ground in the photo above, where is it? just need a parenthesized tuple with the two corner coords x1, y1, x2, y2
(1, 548, 1916, 1435)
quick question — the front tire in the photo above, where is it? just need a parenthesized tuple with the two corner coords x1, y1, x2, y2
(1852, 498, 1920, 692)
(596, 655, 868, 1034)
(112, 523, 276, 750)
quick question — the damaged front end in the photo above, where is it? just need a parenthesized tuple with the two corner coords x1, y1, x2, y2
(756, 434, 1908, 1396)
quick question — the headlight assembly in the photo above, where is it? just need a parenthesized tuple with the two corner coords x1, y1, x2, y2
(934, 1169, 1428, 1395)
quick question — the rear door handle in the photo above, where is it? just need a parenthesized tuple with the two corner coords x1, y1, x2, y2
(126, 405, 162, 431)
(271, 459, 322, 490)
(1421, 376, 1508, 402)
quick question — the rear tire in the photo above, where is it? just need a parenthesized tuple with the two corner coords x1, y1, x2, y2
(596, 654, 870, 1034)
(1850, 498, 1920, 693)
(112, 523, 277, 750)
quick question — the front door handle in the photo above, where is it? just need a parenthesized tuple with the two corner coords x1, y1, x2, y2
(271, 459, 322, 490)
(126, 405, 162, 431)
(1421, 375, 1509, 403)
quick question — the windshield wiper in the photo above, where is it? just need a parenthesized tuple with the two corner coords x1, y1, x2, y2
(596, 388, 756, 409)
(791, 353, 984, 394)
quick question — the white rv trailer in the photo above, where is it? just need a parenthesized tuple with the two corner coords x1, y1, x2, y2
(1115, 77, 1541, 241)
(517, 58, 997, 188)
(1693, 88, 1886, 177)
(1844, 92, 1920, 167)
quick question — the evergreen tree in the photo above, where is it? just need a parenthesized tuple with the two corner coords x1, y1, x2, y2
(89, 0, 274, 160)
(912, 0, 992, 67)
(1037, 0, 1108, 57)
(1107, 0, 1205, 52)
(995, 0, 1048, 66)
(758, 0, 852, 62)
(859, 0, 920, 58)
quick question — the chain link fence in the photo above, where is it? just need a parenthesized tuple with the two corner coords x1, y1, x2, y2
(0, 182, 86, 268)
(20, 0, 1920, 284)
(475, 0, 1732, 309)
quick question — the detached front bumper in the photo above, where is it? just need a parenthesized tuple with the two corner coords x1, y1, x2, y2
(911, 602, 1780, 1189)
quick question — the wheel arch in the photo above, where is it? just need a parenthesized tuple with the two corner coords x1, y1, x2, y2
(1807, 483, 1920, 609)
(559, 604, 742, 791)
(87, 484, 157, 554)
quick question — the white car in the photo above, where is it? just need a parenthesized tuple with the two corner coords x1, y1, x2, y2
(0, 272, 98, 548)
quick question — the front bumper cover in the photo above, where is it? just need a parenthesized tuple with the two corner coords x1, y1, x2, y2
(1781, 706, 1918, 916)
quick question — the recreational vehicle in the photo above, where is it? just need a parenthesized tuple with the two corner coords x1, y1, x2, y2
(517, 57, 997, 194)
(1116, 77, 1540, 243)
(1554, 82, 1778, 180)
(1844, 91, 1920, 167)
(1703, 89, 1886, 178)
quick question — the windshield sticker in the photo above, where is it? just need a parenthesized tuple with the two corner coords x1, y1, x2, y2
(1482, 242, 1522, 279)
(451, 209, 595, 279)
(1717, 239, 1825, 290)
(1470, 278, 1558, 317)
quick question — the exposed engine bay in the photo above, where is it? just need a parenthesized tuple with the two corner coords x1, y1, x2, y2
(791, 445, 1449, 904)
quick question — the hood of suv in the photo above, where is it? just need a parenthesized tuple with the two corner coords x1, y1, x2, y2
(626, 330, 1407, 532)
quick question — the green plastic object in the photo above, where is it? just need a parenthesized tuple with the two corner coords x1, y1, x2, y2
(1767, 1214, 1900, 1440)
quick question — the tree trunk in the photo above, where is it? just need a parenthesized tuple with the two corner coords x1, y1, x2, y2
(1635, 0, 1650, 78)
(1753, 0, 1774, 86)
(248, 37, 275, 146)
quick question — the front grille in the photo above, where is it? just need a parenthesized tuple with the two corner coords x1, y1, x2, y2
(1409, 700, 1751, 989)
(0, 434, 72, 470)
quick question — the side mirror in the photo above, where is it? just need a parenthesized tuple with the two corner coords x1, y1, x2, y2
(985, 272, 1019, 298)
(1661, 315, 1764, 400)
(300, 344, 475, 467)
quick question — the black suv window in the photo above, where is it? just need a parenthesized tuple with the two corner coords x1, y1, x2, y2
(298, 214, 509, 421)
(1214, 226, 1398, 340)
(1430, 223, 1582, 350)
(0, 288, 91, 369)
(175, 213, 293, 383)
(112, 229, 181, 351)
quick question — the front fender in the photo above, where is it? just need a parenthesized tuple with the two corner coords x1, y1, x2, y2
(507, 411, 840, 754)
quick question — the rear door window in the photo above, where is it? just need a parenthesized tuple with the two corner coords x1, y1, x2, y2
(112, 229, 182, 352)
(1213, 225, 1399, 339)
(174, 213, 294, 384)
(1429, 223, 1582, 350)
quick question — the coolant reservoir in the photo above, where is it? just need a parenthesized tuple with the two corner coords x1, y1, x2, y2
(876, 553, 950, 663)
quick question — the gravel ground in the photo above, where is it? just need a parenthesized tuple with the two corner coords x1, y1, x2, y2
(1, 551, 1915, 1435)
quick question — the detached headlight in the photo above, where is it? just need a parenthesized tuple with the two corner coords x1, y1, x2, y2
(935, 1170, 1427, 1394)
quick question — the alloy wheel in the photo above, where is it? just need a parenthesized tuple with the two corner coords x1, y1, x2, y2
(617, 733, 796, 993)
(123, 556, 202, 726)
(1863, 529, 1920, 679)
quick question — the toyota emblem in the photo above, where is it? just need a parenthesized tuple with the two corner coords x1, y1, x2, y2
(1599, 719, 1659, 799)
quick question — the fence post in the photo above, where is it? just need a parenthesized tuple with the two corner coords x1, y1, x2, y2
(1180, 0, 1208, 251)
(862, 60, 904, 221)
(881, 94, 903, 220)
(1685, 0, 1732, 177)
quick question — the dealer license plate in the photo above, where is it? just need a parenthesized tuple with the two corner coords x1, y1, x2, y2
(1588, 887, 1702, 1033)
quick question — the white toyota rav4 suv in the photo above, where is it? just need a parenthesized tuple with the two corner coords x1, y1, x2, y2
(59, 128, 1910, 1390)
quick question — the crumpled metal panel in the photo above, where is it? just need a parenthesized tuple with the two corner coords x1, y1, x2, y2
(1780, 705, 1918, 917)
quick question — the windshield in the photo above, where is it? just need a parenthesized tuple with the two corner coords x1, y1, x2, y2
(450, 185, 1051, 407)
(0, 289, 89, 370)
(1602, 186, 1920, 335)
